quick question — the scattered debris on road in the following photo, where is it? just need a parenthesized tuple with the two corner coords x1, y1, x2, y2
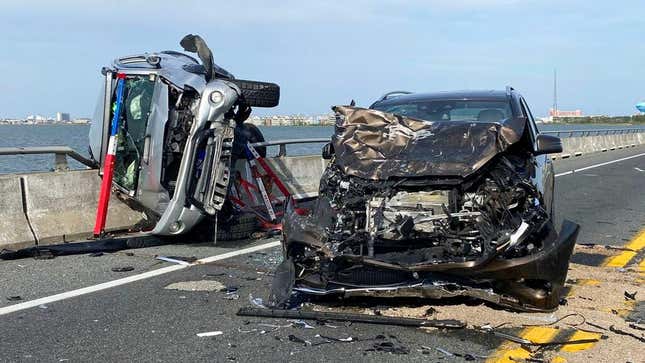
(236, 307, 465, 329)
(0, 237, 166, 260)
(6, 296, 22, 301)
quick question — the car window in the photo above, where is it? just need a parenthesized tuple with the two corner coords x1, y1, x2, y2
(520, 97, 540, 135)
(372, 100, 512, 123)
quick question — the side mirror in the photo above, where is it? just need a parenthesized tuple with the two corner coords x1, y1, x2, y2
(322, 142, 334, 160)
(535, 134, 562, 155)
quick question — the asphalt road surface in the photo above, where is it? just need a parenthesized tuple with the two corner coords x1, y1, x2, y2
(1, 146, 644, 363)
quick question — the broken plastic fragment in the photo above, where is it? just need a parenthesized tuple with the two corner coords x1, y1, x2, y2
(249, 294, 267, 309)
(156, 256, 192, 265)
(197, 331, 223, 337)
(289, 320, 315, 329)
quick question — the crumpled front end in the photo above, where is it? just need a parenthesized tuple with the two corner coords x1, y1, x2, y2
(279, 107, 579, 312)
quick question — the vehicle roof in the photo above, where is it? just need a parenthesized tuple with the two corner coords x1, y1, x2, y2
(111, 51, 234, 91)
(375, 90, 511, 105)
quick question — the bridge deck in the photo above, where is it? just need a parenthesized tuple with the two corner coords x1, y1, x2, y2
(1, 146, 644, 363)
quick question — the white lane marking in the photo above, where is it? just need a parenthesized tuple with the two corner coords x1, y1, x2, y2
(555, 152, 645, 178)
(197, 241, 281, 264)
(635, 167, 644, 172)
(0, 240, 281, 316)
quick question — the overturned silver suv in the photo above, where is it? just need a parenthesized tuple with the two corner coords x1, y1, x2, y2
(279, 89, 580, 312)
(89, 35, 277, 236)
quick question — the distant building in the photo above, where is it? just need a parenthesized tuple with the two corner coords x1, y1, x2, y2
(56, 112, 71, 122)
(71, 118, 91, 124)
(549, 108, 583, 117)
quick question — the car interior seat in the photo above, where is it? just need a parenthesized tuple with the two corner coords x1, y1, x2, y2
(477, 109, 505, 122)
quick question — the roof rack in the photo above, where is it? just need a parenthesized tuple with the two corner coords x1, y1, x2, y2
(377, 91, 413, 102)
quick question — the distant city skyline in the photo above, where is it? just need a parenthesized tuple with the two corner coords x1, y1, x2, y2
(1, 1, 644, 119)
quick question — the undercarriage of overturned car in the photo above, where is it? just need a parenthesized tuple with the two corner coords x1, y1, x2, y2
(278, 101, 579, 312)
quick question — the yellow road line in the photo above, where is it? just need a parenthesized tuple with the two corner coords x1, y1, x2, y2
(486, 327, 559, 363)
(604, 251, 637, 268)
(560, 330, 602, 352)
(603, 229, 645, 268)
(566, 279, 601, 297)
(577, 279, 601, 286)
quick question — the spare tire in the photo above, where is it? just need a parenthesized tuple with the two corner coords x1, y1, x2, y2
(230, 79, 280, 108)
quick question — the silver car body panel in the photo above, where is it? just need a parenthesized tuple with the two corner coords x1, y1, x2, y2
(89, 51, 242, 236)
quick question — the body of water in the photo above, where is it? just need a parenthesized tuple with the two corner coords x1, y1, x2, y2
(1, 123, 644, 174)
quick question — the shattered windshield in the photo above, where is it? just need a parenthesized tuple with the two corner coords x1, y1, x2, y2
(371, 100, 513, 123)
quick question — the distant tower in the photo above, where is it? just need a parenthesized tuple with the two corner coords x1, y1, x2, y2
(552, 68, 558, 116)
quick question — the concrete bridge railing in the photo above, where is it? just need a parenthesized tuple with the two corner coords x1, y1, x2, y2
(1, 129, 644, 250)
(549, 131, 645, 159)
(0, 170, 145, 250)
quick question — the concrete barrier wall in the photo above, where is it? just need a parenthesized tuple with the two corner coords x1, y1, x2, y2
(0, 170, 145, 249)
(22, 170, 145, 245)
(0, 175, 36, 250)
(555, 132, 645, 159)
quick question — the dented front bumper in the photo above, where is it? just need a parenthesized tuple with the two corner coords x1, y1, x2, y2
(284, 211, 579, 311)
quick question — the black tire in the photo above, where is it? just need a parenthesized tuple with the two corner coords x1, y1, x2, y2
(230, 79, 280, 108)
(216, 212, 258, 241)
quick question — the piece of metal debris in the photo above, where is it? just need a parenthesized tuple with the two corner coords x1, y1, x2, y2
(289, 320, 315, 329)
(287, 334, 310, 346)
(624, 291, 637, 300)
(156, 256, 196, 265)
(316, 334, 353, 342)
(477, 324, 600, 347)
(236, 307, 465, 328)
(196, 331, 223, 337)
(628, 323, 645, 331)
(366, 335, 410, 355)
(609, 325, 645, 343)
(111, 266, 134, 272)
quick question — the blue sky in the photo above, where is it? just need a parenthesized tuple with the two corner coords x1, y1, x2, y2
(0, 0, 643, 118)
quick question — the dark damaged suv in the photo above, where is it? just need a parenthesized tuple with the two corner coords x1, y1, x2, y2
(278, 88, 580, 312)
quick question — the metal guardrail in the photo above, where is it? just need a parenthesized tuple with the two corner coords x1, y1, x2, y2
(542, 128, 645, 137)
(2, 128, 643, 169)
(250, 138, 329, 157)
(0, 146, 97, 171)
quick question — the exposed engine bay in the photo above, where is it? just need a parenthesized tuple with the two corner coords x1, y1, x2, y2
(318, 153, 549, 265)
(278, 105, 579, 312)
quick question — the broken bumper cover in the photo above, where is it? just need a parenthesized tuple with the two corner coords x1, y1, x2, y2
(288, 220, 579, 312)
